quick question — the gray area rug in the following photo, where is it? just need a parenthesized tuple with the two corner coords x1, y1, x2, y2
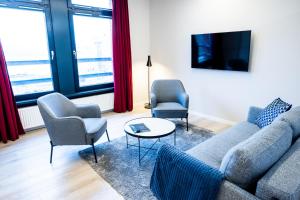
(79, 120, 214, 200)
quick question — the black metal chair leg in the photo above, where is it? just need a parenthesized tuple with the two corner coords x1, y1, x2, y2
(106, 130, 110, 142)
(91, 139, 98, 163)
(50, 141, 54, 164)
(186, 113, 189, 131)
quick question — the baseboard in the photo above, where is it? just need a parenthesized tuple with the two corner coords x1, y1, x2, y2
(189, 110, 237, 126)
(25, 125, 45, 132)
(134, 101, 148, 108)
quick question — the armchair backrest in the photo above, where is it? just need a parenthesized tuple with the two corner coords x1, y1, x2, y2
(37, 92, 76, 119)
(151, 79, 186, 103)
(37, 93, 87, 145)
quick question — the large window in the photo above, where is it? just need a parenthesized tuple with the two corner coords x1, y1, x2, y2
(71, 0, 112, 9)
(69, 1, 113, 90)
(0, 0, 113, 106)
(0, 5, 56, 97)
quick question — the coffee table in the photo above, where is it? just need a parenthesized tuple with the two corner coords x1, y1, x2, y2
(124, 117, 176, 165)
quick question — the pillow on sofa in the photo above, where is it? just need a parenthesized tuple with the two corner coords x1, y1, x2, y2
(219, 120, 293, 189)
(255, 98, 292, 128)
(275, 106, 300, 140)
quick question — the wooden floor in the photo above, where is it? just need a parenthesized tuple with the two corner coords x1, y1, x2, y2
(0, 107, 230, 200)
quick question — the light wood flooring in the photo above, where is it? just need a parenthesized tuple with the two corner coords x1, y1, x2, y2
(0, 107, 230, 200)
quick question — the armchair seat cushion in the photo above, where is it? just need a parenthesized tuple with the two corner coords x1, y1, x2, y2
(83, 118, 107, 143)
(153, 102, 188, 118)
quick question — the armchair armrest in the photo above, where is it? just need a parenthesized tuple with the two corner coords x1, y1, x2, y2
(75, 104, 101, 118)
(49, 116, 87, 145)
(247, 106, 263, 124)
(178, 93, 189, 109)
(150, 93, 157, 109)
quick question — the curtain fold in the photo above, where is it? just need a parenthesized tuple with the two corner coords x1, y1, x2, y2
(0, 41, 25, 143)
(112, 0, 133, 113)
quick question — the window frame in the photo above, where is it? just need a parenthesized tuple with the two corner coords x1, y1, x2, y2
(0, 0, 60, 103)
(0, 0, 114, 107)
(68, 1, 113, 92)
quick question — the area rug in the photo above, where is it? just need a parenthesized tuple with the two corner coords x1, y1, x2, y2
(79, 120, 214, 200)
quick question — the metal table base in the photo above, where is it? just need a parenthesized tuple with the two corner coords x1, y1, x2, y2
(125, 130, 176, 166)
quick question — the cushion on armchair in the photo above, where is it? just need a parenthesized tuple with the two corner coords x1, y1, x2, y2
(219, 120, 293, 189)
(152, 102, 188, 118)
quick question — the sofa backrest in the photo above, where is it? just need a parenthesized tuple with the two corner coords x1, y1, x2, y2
(219, 120, 293, 189)
(275, 106, 300, 140)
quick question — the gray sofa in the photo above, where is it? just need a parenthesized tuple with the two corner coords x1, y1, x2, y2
(186, 106, 300, 200)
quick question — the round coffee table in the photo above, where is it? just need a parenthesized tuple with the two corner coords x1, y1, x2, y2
(124, 117, 176, 165)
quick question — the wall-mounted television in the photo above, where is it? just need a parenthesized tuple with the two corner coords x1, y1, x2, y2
(191, 30, 251, 72)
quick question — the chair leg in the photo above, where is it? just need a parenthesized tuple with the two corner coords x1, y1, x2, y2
(91, 139, 98, 163)
(50, 141, 54, 164)
(186, 113, 189, 131)
(106, 129, 110, 142)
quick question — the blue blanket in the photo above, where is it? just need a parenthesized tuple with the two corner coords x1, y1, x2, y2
(150, 144, 224, 200)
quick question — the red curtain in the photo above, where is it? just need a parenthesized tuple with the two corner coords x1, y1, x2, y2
(0, 41, 25, 143)
(112, 0, 133, 112)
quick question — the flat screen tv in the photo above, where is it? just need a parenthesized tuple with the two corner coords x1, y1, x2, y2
(191, 30, 251, 72)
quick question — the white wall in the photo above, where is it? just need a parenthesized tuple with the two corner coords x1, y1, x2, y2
(150, 0, 300, 122)
(128, 0, 150, 107)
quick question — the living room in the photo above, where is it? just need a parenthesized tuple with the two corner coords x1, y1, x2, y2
(0, 0, 300, 199)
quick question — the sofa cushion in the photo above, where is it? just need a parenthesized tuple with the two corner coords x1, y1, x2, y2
(219, 120, 293, 189)
(187, 122, 260, 169)
(153, 102, 188, 118)
(275, 106, 300, 140)
(255, 98, 292, 128)
(256, 137, 300, 200)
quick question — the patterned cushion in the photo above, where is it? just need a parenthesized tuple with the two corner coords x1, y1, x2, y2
(255, 98, 292, 128)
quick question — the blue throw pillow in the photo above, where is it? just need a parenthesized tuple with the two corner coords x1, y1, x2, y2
(255, 98, 292, 128)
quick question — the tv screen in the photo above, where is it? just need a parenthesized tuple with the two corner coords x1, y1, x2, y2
(191, 30, 251, 71)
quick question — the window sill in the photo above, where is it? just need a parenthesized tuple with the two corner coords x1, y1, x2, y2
(16, 87, 114, 108)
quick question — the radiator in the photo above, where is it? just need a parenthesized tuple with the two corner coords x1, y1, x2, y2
(18, 93, 114, 131)
(18, 106, 44, 131)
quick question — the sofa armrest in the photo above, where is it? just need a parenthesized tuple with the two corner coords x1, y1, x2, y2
(150, 145, 224, 200)
(247, 106, 263, 124)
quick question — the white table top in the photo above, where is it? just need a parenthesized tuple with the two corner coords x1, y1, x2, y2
(124, 117, 176, 138)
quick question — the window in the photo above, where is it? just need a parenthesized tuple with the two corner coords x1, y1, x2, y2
(71, 0, 112, 9)
(0, 0, 113, 106)
(0, 5, 56, 97)
(69, 0, 113, 90)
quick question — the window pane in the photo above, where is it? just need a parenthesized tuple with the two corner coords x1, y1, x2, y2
(73, 15, 113, 87)
(71, 0, 112, 9)
(0, 8, 54, 96)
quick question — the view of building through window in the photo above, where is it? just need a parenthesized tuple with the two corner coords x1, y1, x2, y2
(71, 0, 112, 9)
(0, 0, 113, 102)
(73, 15, 113, 87)
(0, 7, 54, 96)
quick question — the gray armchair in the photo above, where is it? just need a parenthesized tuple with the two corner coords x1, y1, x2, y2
(151, 79, 189, 130)
(37, 92, 110, 163)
